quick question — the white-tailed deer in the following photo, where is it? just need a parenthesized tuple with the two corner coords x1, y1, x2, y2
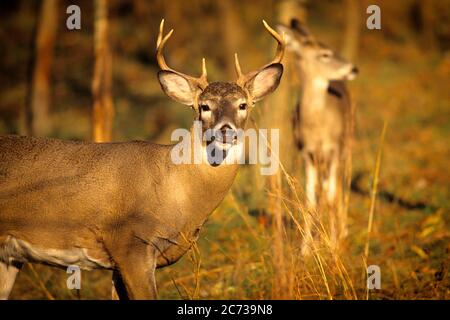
(276, 19, 357, 251)
(0, 20, 284, 299)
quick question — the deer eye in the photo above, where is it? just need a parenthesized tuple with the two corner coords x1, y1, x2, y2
(320, 52, 332, 61)
(200, 104, 210, 112)
(239, 103, 247, 110)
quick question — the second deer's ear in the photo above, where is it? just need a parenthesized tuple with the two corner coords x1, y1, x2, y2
(245, 63, 283, 103)
(158, 70, 197, 106)
(275, 24, 302, 53)
(275, 24, 295, 44)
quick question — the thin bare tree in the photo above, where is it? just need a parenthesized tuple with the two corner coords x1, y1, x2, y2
(263, 0, 308, 299)
(28, 0, 58, 136)
(342, 0, 361, 61)
(278, 0, 307, 25)
(219, 0, 244, 80)
(92, 0, 114, 142)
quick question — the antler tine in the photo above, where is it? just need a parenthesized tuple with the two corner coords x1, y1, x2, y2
(156, 20, 174, 71)
(234, 53, 243, 79)
(200, 57, 207, 82)
(235, 20, 285, 87)
(156, 19, 164, 49)
(262, 20, 285, 65)
(155, 19, 208, 89)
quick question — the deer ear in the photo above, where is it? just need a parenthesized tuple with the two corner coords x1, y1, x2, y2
(158, 70, 197, 106)
(245, 63, 283, 102)
(276, 24, 295, 44)
(290, 18, 311, 38)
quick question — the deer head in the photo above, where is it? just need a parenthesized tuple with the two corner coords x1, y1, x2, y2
(156, 20, 284, 156)
(276, 19, 358, 82)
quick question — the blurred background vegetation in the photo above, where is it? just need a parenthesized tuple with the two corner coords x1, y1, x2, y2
(0, 0, 449, 299)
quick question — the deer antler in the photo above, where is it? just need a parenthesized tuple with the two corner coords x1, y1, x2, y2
(234, 20, 285, 87)
(156, 19, 208, 90)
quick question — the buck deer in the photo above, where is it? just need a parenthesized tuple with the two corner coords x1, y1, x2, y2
(0, 20, 284, 299)
(276, 19, 357, 251)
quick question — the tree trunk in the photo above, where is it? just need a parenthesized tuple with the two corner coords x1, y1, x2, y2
(278, 0, 308, 25)
(92, 0, 114, 142)
(219, 0, 243, 81)
(28, 0, 58, 136)
(342, 0, 361, 61)
(418, 0, 436, 49)
(263, 0, 308, 299)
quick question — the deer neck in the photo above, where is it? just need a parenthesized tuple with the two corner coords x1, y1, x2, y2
(300, 74, 329, 113)
(189, 123, 239, 195)
(168, 124, 239, 224)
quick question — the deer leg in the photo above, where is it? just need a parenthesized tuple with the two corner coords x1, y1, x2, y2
(302, 153, 318, 255)
(337, 167, 348, 242)
(338, 210, 348, 242)
(111, 269, 128, 300)
(326, 153, 339, 204)
(329, 152, 351, 244)
(325, 152, 339, 248)
(111, 244, 158, 300)
(0, 261, 22, 300)
(305, 153, 317, 208)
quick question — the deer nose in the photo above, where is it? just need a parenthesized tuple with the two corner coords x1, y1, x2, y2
(217, 124, 237, 143)
(219, 124, 233, 135)
(351, 66, 359, 74)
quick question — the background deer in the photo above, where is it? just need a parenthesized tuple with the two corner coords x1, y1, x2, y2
(0, 20, 284, 300)
(276, 19, 358, 252)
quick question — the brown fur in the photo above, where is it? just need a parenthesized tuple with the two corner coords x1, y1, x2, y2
(0, 134, 238, 299)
